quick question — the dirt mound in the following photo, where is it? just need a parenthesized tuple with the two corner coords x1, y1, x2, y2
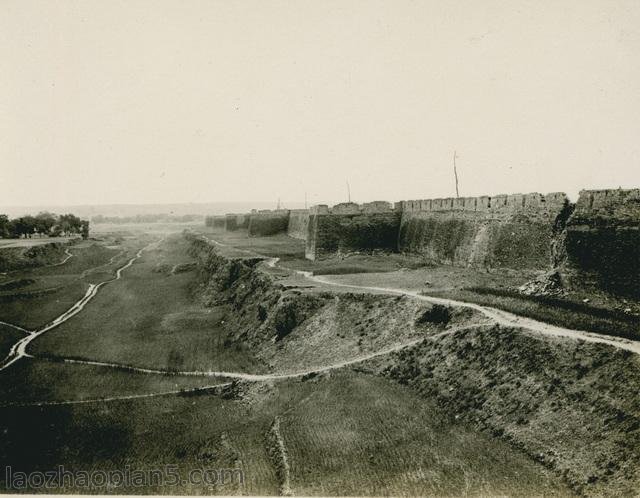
(518, 270, 564, 296)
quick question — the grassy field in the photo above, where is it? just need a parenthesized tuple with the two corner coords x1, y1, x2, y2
(1, 225, 633, 495)
(0, 325, 25, 358)
(0, 240, 132, 330)
(0, 364, 570, 495)
(431, 287, 640, 340)
(276, 371, 569, 497)
(0, 358, 224, 405)
(31, 235, 267, 374)
(0, 384, 279, 495)
(200, 228, 430, 275)
(0, 236, 78, 249)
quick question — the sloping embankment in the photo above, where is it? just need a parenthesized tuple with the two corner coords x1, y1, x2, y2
(187, 232, 640, 496)
(379, 325, 640, 496)
(186, 233, 475, 369)
(0, 241, 70, 273)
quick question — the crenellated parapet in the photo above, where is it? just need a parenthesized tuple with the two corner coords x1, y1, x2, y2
(571, 189, 640, 225)
(562, 188, 640, 297)
(398, 192, 568, 218)
(397, 192, 571, 270)
(207, 187, 639, 297)
(309, 201, 396, 216)
(305, 201, 401, 260)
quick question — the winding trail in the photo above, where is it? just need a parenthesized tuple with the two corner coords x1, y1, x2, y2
(306, 272, 640, 354)
(205, 235, 640, 355)
(1, 381, 231, 408)
(0, 240, 161, 371)
(5, 232, 637, 408)
(80, 249, 126, 278)
(50, 249, 74, 267)
(35, 330, 450, 380)
(13, 327, 466, 408)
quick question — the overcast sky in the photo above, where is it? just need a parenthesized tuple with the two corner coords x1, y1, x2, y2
(1, 0, 639, 208)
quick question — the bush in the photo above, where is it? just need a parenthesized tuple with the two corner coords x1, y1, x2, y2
(416, 304, 451, 326)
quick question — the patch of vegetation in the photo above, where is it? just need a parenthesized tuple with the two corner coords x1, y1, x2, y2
(383, 326, 640, 496)
(0, 325, 25, 359)
(272, 295, 326, 340)
(443, 286, 640, 340)
(415, 304, 451, 326)
(0, 380, 277, 495)
(277, 371, 568, 497)
(0, 278, 35, 291)
(32, 235, 267, 373)
(0, 357, 218, 405)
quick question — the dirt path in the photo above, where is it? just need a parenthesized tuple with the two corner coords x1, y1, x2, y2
(80, 249, 126, 278)
(306, 272, 640, 354)
(50, 249, 74, 267)
(34, 327, 465, 382)
(203, 236, 640, 355)
(5, 327, 466, 407)
(0, 381, 231, 408)
(0, 240, 161, 371)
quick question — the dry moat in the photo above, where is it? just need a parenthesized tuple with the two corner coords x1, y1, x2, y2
(0, 191, 638, 495)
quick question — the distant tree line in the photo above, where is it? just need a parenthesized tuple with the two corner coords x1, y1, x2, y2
(92, 213, 203, 224)
(0, 212, 89, 239)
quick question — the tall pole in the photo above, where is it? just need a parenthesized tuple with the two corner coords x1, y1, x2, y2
(453, 151, 460, 198)
(346, 181, 351, 202)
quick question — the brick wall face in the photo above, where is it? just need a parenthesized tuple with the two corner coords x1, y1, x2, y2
(225, 213, 249, 231)
(247, 211, 290, 237)
(223, 189, 640, 297)
(305, 211, 401, 260)
(562, 189, 640, 297)
(397, 192, 569, 269)
(287, 210, 310, 240)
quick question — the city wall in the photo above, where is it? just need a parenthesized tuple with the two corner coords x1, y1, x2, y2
(225, 213, 250, 231)
(205, 215, 226, 230)
(397, 192, 570, 269)
(209, 188, 639, 296)
(287, 209, 310, 240)
(247, 210, 291, 237)
(562, 189, 640, 297)
(305, 202, 401, 260)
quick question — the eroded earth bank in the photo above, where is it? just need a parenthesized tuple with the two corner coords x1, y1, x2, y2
(0, 229, 637, 496)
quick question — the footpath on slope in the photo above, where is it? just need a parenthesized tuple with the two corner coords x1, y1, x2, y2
(204, 235, 640, 355)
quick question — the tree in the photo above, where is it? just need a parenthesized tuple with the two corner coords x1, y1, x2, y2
(0, 215, 9, 238)
(1, 212, 88, 239)
(34, 212, 57, 236)
(9, 217, 34, 238)
(81, 220, 90, 239)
